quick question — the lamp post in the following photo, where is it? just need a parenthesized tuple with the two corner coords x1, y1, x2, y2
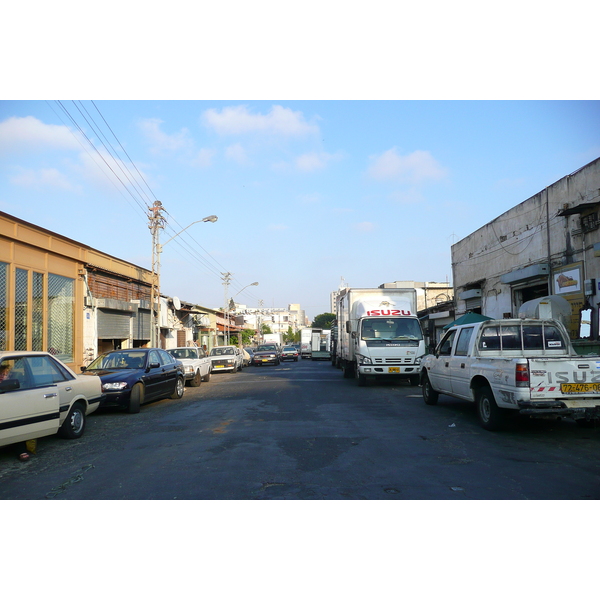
(227, 281, 259, 345)
(149, 208, 218, 348)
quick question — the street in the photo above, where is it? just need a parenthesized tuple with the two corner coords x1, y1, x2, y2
(1, 358, 599, 500)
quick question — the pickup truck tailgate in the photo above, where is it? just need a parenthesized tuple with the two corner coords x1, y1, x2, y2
(529, 357, 600, 404)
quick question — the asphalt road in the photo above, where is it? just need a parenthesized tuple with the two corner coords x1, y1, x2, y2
(1, 358, 599, 500)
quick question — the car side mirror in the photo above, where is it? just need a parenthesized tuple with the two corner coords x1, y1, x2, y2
(148, 362, 160, 370)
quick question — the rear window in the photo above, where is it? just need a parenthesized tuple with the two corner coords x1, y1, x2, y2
(479, 323, 566, 351)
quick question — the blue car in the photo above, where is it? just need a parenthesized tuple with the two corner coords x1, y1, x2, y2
(83, 348, 185, 413)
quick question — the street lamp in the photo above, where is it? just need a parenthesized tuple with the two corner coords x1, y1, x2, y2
(149, 209, 218, 347)
(227, 281, 259, 345)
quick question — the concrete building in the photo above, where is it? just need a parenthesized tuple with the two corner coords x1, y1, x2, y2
(0, 211, 232, 369)
(451, 157, 600, 352)
(233, 303, 307, 341)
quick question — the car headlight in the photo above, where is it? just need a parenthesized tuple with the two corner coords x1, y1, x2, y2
(358, 355, 372, 365)
(184, 365, 193, 374)
(102, 381, 128, 391)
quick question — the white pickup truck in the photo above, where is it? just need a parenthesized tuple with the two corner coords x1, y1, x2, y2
(420, 318, 600, 430)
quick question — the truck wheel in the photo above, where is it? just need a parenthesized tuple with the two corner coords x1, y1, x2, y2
(422, 373, 439, 405)
(170, 376, 185, 399)
(355, 368, 367, 386)
(190, 369, 202, 387)
(58, 402, 86, 439)
(476, 386, 504, 431)
(128, 383, 143, 413)
(343, 363, 353, 378)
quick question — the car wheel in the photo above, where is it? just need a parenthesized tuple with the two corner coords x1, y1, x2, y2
(58, 402, 86, 439)
(128, 382, 144, 413)
(202, 370, 211, 383)
(422, 372, 439, 405)
(171, 376, 185, 399)
(476, 386, 505, 431)
(190, 369, 202, 387)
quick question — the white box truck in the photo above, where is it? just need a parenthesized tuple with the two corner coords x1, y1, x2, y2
(335, 287, 425, 386)
(311, 329, 331, 360)
(300, 328, 312, 359)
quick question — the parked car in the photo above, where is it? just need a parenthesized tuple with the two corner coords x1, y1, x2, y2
(253, 344, 281, 366)
(167, 346, 211, 386)
(281, 346, 299, 362)
(0, 351, 103, 449)
(244, 347, 255, 366)
(82, 348, 185, 413)
(241, 348, 251, 367)
(209, 346, 243, 372)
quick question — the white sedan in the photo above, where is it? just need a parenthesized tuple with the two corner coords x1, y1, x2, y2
(0, 351, 103, 448)
(167, 346, 212, 386)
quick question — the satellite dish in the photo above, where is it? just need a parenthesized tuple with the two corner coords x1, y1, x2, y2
(172, 296, 181, 310)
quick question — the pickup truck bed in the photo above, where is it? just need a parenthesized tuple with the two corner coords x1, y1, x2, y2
(420, 318, 600, 430)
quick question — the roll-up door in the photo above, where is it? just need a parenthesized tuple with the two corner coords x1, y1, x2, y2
(133, 309, 151, 341)
(98, 309, 131, 339)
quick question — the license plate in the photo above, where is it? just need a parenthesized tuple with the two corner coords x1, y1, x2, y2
(560, 382, 600, 394)
(388, 367, 400, 373)
(261, 359, 269, 362)
(214, 365, 224, 369)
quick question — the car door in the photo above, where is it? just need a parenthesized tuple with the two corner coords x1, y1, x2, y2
(158, 350, 179, 396)
(427, 329, 456, 395)
(144, 350, 165, 400)
(448, 327, 475, 399)
(196, 347, 209, 377)
(0, 355, 61, 447)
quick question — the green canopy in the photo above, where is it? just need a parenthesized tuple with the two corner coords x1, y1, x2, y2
(443, 312, 493, 329)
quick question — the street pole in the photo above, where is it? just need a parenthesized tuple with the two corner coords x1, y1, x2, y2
(149, 206, 218, 348)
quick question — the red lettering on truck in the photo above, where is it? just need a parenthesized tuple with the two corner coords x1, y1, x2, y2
(366, 309, 412, 316)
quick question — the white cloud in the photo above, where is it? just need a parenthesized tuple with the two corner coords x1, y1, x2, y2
(388, 188, 426, 204)
(192, 148, 216, 168)
(225, 143, 248, 164)
(0, 116, 80, 154)
(202, 105, 319, 136)
(10, 167, 79, 191)
(295, 151, 342, 172)
(353, 221, 376, 232)
(138, 118, 193, 153)
(367, 148, 448, 183)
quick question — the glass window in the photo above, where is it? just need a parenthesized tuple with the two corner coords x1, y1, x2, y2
(27, 355, 69, 388)
(0, 262, 7, 351)
(437, 330, 456, 356)
(48, 274, 74, 363)
(32, 272, 44, 351)
(15, 268, 28, 351)
(455, 328, 474, 356)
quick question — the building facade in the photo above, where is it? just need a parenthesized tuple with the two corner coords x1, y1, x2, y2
(451, 157, 600, 351)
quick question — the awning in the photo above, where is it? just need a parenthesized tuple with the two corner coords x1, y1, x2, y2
(443, 312, 493, 329)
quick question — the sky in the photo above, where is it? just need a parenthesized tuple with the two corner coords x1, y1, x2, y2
(1, 100, 599, 320)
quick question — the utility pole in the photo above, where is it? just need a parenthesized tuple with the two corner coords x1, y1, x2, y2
(221, 272, 232, 344)
(148, 201, 166, 347)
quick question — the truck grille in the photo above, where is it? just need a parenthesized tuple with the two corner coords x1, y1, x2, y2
(374, 357, 413, 365)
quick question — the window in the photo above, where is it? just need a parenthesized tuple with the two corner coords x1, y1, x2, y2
(47, 274, 74, 363)
(455, 328, 474, 356)
(437, 330, 456, 356)
(0, 263, 7, 351)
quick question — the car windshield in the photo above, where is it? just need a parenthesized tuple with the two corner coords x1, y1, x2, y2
(168, 348, 197, 359)
(257, 345, 276, 351)
(210, 347, 234, 356)
(87, 351, 147, 370)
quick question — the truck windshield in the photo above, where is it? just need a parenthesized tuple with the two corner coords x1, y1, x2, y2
(361, 318, 423, 342)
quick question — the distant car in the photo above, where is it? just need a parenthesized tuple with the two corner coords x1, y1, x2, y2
(82, 348, 185, 413)
(244, 347, 255, 366)
(253, 344, 281, 366)
(281, 346, 299, 362)
(0, 351, 103, 448)
(241, 348, 251, 367)
(167, 346, 211, 386)
(209, 346, 243, 372)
